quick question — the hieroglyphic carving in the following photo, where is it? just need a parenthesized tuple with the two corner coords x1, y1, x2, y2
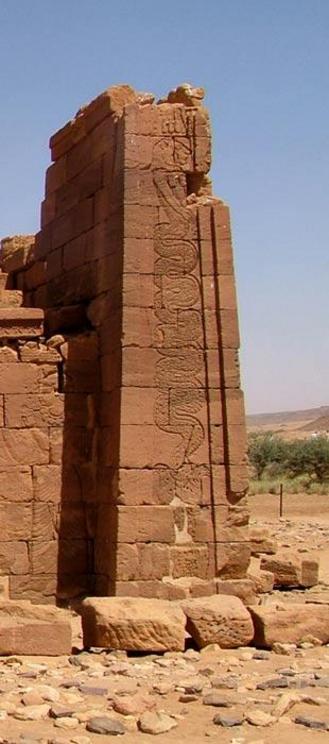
(153, 174, 206, 469)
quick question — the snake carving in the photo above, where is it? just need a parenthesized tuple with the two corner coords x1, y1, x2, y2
(153, 173, 206, 469)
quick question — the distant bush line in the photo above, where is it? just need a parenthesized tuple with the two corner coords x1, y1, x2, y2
(248, 431, 329, 494)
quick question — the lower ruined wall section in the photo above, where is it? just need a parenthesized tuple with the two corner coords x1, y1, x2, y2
(0, 328, 99, 603)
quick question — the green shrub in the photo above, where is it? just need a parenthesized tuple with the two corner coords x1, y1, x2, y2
(248, 432, 329, 484)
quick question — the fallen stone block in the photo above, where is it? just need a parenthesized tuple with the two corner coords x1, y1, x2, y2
(260, 553, 319, 588)
(248, 569, 274, 594)
(215, 578, 257, 605)
(249, 603, 329, 648)
(249, 527, 277, 556)
(182, 594, 254, 649)
(79, 597, 186, 652)
(301, 559, 319, 588)
(0, 600, 71, 655)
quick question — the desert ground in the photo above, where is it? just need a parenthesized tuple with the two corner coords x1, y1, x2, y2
(0, 493, 328, 743)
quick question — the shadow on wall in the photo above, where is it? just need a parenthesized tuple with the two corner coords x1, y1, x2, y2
(54, 319, 122, 604)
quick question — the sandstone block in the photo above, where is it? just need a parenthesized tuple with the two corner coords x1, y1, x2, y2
(301, 559, 319, 588)
(107, 506, 174, 544)
(0, 467, 33, 502)
(0, 429, 49, 466)
(79, 597, 186, 651)
(248, 569, 275, 594)
(0, 363, 39, 394)
(215, 579, 257, 605)
(213, 541, 251, 579)
(0, 308, 44, 338)
(182, 594, 254, 649)
(9, 574, 57, 602)
(0, 542, 29, 575)
(260, 554, 300, 587)
(0, 504, 31, 540)
(33, 465, 62, 502)
(171, 545, 209, 580)
(5, 393, 64, 428)
(249, 603, 329, 648)
(0, 601, 71, 655)
(249, 527, 278, 557)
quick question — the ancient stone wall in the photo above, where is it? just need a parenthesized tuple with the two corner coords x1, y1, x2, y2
(0, 84, 249, 602)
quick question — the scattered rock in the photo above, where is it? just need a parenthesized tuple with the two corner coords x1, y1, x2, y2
(203, 693, 234, 707)
(257, 677, 289, 690)
(272, 692, 301, 717)
(213, 713, 244, 727)
(86, 716, 126, 735)
(246, 710, 276, 727)
(54, 717, 79, 729)
(295, 715, 329, 730)
(50, 704, 76, 718)
(211, 675, 239, 689)
(112, 693, 155, 716)
(272, 642, 297, 655)
(14, 704, 50, 721)
(138, 711, 178, 735)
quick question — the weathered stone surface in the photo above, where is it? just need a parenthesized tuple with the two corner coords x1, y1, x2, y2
(182, 594, 254, 649)
(260, 553, 319, 588)
(215, 578, 257, 605)
(213, 713, 244, 727)
(250, 603, 329, 648)
(0, 84, 248, 604)
(138, 711, 178, 735)
(0, 600, 72, 655)
(249, 526, 277, 556)
(79, 597, 186, 651)
(86, 716, 126, 735)
(260, 553, 301, 587)
(0, 308, 44, 338)
(248, 569, 275, 594)
(246, 710, 276, 727)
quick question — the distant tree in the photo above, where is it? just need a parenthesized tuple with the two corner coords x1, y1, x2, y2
(248, 432, 287, 479)
(284, 439, 309, 479)
(286, 436, 329, 482)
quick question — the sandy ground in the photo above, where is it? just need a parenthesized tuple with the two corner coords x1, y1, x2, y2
(249, 492, 329, 521)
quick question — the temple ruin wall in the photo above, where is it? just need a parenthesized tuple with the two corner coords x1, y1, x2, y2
(0, 84, 249, 602)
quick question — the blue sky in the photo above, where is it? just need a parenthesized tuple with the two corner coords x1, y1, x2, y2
(0, 0, 328, 414)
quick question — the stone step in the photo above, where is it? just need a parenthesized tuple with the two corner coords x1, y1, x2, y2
(0, 289, 23, 308)
(0, 308, 44, 338)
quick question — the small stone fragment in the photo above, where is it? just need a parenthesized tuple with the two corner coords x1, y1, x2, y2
(211, 675, 238, 689)
(138, 711, 178, 735)
(112, 693, 155, 716)
(257, 677, 288, 690)
(246, 710, 276, 727)
(295, 715, 329, 730)
(86, 716, 126, 735)
(14, 704, 50, 721)
(50, 704, 76, 718)
(203, 693, 234, 707)
(54, 717, 79, 729)
(213, 713, 244, 727)
(272, 692, 301, 717)
(272, 642, 297, 656)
